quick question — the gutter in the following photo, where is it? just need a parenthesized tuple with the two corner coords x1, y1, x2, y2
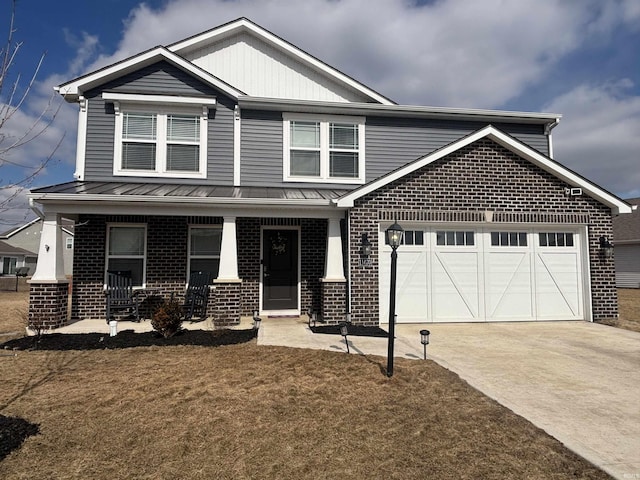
(544, 118, 561, 158)
(29, 198, 45, 220)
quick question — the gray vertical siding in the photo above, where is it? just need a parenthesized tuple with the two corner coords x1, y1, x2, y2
(83, 61, 234, 184)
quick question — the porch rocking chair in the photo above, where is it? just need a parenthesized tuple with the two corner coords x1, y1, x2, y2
(105, 270, 141, 323)
(183, 271, 212, 322)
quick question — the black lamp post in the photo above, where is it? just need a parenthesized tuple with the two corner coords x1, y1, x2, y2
(386, 220, 404, 377)
(420, 329, 430, 360)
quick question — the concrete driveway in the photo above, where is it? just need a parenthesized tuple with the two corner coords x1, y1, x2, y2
(393, 321, 640, 480)
(260, 319, 640, 479)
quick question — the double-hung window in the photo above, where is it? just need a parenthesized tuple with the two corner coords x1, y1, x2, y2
(188, 227, 222, 279)
(105, 93, 215, 179)
(106, 225, 146, 287)
(284, 113, 365, 183)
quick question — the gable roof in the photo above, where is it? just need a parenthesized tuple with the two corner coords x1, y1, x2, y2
(56, 46, 245, 102)
(0, 218, 40, 239)
(336, 125, 633, 214)
(613, 197, 640, 243)
(0, 240, 34, 256)
(168, 17, 395, 105)
(56, 18, 394, 106)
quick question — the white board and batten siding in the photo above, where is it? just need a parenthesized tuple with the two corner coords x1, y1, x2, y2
(183, 32, 371, 103)
(379, 226, 588, 323)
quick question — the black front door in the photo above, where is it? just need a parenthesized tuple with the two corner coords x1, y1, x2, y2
(262, 229, 298, 311)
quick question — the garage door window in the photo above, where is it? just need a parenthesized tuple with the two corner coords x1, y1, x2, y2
(385, 229, 424, 246)
(491, 232, 528, 247)
(539, 232, 574, 247)
(436, 231, 474, 246)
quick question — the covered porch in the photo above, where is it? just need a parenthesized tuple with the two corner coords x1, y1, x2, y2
(27, 181, 351, 329)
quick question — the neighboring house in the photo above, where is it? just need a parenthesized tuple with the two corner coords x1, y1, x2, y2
(0, 240, 34, 276)
(613, 198, 640, 288)
(27, 18, 632, 329)
(1, 218, 75, 276)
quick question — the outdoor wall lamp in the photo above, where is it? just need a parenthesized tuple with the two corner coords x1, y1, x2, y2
(420, 329, 430, 360)
(599, 236, 614, 259)
(360, 233, 372, 257)
(339, 322, 350, 353)
(385, 220, 404, 377)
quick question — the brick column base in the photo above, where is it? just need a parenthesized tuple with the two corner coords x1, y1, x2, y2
(211, 281, 241, 327)
(320, 280, 347, 325)
(28, 282, 70, 330)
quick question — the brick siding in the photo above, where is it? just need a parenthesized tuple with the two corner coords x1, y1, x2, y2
(349, 138, 617, 324)
(29, 282, 69, 329)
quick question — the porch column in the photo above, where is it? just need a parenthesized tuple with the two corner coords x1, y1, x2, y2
(217, 216, 239, 281)
(323, 216, 345, 281)
(31, 212, 66, 282)
(321, 216, 347, 324)
(28, 212, 69, 330)
(213, 216, 241, 326)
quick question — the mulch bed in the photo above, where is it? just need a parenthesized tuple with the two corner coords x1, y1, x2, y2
(310, 324, 388, 337)
(0, 328, 257, 351)
(0, 415, 39, 461)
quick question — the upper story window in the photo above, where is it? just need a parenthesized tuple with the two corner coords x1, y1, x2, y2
(103, 93, 216, 180)
(283, 113, 365, 184)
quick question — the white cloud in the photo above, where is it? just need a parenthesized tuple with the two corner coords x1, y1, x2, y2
(544, 80, 640, 199)
(2, 0, 639, 229)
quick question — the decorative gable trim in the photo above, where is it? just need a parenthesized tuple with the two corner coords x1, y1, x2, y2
(168, 17, 395, 106)
(55, 47, 244, 102)
(336, 125, 633, 214)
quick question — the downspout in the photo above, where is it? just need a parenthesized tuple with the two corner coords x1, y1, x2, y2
(544, 118, 561, 159)
(29, 198, 45, 220)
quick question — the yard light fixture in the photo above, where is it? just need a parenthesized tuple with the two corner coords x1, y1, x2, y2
(339, 322, 350, 353)
(308, 309, 318, 328)
(599, 236, 614, 259)
(253, 310, 262, 331)
(420, 329, 430, 360)
(385, 220, 404, 377)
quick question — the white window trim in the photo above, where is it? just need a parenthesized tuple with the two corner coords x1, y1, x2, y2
(111, 100, 209, 179)
(187, 225, 222, 281)
(105, 223, 147, 288)
(283, 113, 365, 184)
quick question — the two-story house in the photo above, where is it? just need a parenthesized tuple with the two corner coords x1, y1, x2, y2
(27, 18, 632, 330)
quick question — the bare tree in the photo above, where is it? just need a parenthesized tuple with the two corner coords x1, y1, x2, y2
(0, 0, 64, 225)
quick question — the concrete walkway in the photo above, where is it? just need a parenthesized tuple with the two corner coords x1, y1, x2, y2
(259, 319, 640, 480)
(41, 316, 639, 478)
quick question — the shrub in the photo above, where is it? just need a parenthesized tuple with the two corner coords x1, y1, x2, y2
(151, 298, 183, 338)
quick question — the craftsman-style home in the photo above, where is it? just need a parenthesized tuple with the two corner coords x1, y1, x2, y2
(28, 18, 632, 329)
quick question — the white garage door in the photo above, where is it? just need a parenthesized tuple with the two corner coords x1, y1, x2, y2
(379, 227, 585, 323)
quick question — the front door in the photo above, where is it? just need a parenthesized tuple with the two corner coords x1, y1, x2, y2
(262, 229, 299, 311)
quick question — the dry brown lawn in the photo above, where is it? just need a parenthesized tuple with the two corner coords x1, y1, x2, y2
(0, 286, 638, 478)
(0, 344, 610, 480)
(598, 288, 640, 333)
(0, 278, 29, 337)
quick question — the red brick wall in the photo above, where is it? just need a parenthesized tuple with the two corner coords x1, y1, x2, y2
(349, 138, 617, 323)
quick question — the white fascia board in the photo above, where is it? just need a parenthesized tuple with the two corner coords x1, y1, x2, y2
(336, 125, 633, 214)
(169, 18, 394, 106)
(102, 92, 217, 106)
(238, 96, 561, 124)
(56, 47, 243, 102)
(30, 196, 346, 220)
(0, 217, 41, 239)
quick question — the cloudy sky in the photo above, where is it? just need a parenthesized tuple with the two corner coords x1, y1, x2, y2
(1, 0, 639, 228)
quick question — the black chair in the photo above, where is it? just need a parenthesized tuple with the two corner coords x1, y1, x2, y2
(183, 271, 212, 321)
(105, 270, 140, 323)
